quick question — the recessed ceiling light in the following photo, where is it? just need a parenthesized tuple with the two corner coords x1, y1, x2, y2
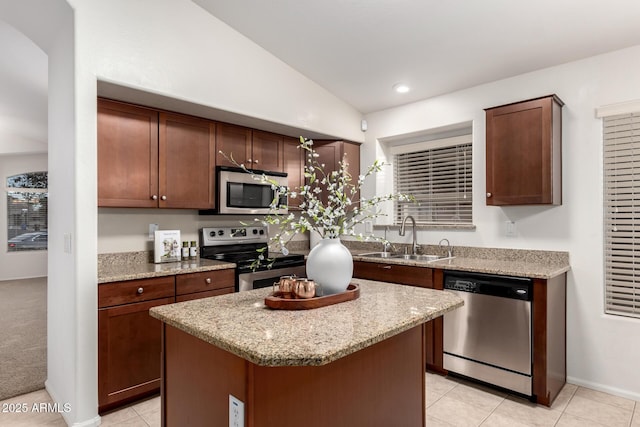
(393, 83, 410, 94)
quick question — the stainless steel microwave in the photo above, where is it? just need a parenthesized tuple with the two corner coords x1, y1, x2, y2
(214, 166, 288, 215)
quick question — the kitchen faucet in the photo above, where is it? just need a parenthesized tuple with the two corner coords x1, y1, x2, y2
(439, 238, 453, 258)
(399, 215, 419, 255)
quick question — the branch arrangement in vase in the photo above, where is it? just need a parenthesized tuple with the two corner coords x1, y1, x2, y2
(219, 137, 414, 269)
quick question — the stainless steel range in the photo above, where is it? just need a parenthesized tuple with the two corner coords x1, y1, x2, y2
(200, 226, 305, 292)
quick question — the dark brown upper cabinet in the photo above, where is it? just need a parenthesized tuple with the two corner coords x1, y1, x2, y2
(485, 95, 564, 206)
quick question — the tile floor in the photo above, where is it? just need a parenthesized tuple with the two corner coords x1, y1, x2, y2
(1, 373, 639, 426)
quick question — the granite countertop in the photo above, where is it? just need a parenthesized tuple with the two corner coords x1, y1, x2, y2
(347, 246, 570, 279)
(149, 278, 463, 367)
(98, 257, 236, 284)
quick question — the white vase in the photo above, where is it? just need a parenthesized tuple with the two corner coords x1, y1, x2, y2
(306, 237, 353, 295)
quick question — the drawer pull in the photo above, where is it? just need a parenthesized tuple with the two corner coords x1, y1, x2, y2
(205, 278, 212, 284)
(379, 265, 392, 270)
(137, 287, 144, 295)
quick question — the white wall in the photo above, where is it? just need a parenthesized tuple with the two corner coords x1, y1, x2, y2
(0, 154, 48, 280)
(69, 0, 362, 425)
(363, 45, 640, 401)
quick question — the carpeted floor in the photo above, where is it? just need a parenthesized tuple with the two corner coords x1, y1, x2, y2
(0, 277, 47, 401)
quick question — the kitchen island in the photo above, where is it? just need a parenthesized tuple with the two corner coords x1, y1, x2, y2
(150, 278, 463, 427)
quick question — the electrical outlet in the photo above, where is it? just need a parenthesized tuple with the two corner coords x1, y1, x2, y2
(505, 220, 516, 237)
(229, 395, 244, 427)
(148, 223, 159, 239)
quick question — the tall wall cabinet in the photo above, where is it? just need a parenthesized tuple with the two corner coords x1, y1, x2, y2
(485, 95, 564, 206)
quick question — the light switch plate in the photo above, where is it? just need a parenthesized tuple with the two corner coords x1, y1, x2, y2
(364, 220, 373, 234)
(505, 220, 516, 237)
(148, 223, 159, 239)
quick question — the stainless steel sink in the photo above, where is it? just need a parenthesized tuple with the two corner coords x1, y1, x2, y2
(392, 254, 444, 261)
(358, 252, 453, 262)
(357, 252, 396, 258)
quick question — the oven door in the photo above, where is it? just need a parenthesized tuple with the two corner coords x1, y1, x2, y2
(238, 265, 306, 292)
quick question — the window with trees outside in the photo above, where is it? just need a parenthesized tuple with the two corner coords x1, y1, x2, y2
(7, 172, 48, 252)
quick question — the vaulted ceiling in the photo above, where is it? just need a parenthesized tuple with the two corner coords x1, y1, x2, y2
(194, 0, 640, 113)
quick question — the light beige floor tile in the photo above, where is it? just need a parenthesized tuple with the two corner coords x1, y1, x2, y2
(632, 405, 640, 427)
(132, 394, 160, 417)
(555, 412, 611, 427)
(564, 395, 633, 427)
(549, 383, 578, 412)
(100, 414, 150, 427)
(0, 389, 67, 427)
(479, 412, 534, 427)
(427, 414, 456, 426)
(99, 406, 141, 425)
(445, 381, 507, 412)
(427, 373, 459, 396)
(574, 386, 636, 411)
(139, 408, 161, 427)
(428, 395, 491, 426)
(491, 395, 562, 426)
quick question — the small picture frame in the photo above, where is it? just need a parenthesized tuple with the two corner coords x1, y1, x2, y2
(154, 230, 181, 263)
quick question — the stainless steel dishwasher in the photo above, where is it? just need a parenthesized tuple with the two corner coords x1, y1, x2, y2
(443, 271, 533, 396)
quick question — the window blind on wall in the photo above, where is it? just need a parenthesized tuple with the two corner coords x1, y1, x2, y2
(393, 137, 472, 225)
(604, 112, 640, 318)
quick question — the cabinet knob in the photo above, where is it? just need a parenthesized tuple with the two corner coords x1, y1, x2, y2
(161, 195, 167, 201)
(137, 287, 144, 294)
(151, 195, 158, 200)
(379, 265, 392, 270)
(486, 192, 492, 198)
(205, 278, 212, 284)
(247, 158, 252, 163)
(253, 159, 259, 164)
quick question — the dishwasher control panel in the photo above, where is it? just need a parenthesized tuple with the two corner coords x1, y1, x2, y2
(443, 272, 532, 301)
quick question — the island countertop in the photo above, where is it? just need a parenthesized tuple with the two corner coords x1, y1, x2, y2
(150, 278, 463, 367)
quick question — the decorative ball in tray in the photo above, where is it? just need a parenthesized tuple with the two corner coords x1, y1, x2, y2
(265, 275, 360, 310)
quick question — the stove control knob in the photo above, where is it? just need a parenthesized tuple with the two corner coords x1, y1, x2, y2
(259, 229, 265, 235)
(218, 230, 224, 236)
(209, 231, 216, 237)
(252, 229, 258, 235)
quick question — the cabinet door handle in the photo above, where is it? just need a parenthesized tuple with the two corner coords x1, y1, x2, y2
(137, 287, 144, 294)
(205, 278, 212, 284)
(247, 158, 252, 163)
(379, 265, 392, 270)
(486, 192, 492, 198)
(151, 195, 158, 200)
(161, 195, 167, 201)
(254, 159, 259, 164)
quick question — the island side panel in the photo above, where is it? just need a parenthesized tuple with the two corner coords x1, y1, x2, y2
(161, 324, 426, 427)
(162, 324, 248, 426)
(248, 326, 426, 427)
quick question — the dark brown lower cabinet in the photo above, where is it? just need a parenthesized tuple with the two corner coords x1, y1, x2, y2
(353, 261, 443, 372)
(98, 270, 236, 413)
(98, 289, 174, 412)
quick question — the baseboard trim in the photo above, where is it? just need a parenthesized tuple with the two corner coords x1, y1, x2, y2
(567, 376, 640, 402)
(45, 380, 102, 427)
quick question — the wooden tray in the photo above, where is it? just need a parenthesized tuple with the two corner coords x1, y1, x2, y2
(264, 283, 360, 310)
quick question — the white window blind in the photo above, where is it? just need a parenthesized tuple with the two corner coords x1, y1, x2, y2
(604, 113, 640, 318)
(394, 137, 472, 225)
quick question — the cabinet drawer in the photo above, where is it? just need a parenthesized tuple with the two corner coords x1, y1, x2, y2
(99, 276, 175, 308)
(176, 269, 235, 296)
(353, 261, 433, 288)
(176, 287, 234, 303)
